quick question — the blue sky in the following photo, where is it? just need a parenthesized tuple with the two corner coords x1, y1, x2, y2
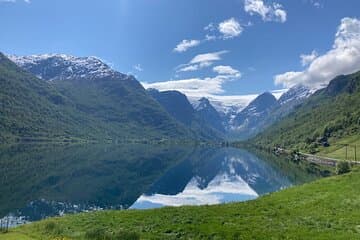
(1, 0, 360, 100)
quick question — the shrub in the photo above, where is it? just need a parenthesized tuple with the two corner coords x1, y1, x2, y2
(85, 227, 111, 240)
(113, 230, 140, 240)
(45, 221, 64, 234)
(337, 161, 351, 175)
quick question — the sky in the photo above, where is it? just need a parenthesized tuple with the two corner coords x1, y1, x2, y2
(1, 0, 360, 102)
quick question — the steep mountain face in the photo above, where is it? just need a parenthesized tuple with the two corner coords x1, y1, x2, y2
(252, 71, 360, 152)
(188, 96, 252, 133)
(0, 53, 79, 142)
(148, 89, 195, 126)
(148, 90, 223, 140)
(192, 98, 225, 133)
(261, 85, 313, 129)
(230, 92, 279, 139)
(278, 85, 312, 105)
(223, 86, 313, 140)
(1, 53, 191, 142)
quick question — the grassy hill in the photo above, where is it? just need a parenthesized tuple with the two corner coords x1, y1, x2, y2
(251, 71, 360, 159)
(1, 168, 359, 239)
(0, 53, 192, 143)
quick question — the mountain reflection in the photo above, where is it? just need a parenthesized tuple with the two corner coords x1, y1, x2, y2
(0, 144, 324, 225)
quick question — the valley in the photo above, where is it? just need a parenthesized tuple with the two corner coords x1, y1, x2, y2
(1, 2, 360, 239)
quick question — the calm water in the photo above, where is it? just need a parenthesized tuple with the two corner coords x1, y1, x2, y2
(0, 144, 327, 226)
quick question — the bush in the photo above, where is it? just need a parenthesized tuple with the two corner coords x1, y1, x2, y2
(84, 228, 140, 240)
(43, 221, 63, 235)
(114, 230, 140, 240)
(337, 161, 351, 175)
(85, 227, 111, 240)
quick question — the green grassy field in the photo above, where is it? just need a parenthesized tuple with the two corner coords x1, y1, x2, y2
(1, 168, 359, 240)
(317, 135, 360, 161)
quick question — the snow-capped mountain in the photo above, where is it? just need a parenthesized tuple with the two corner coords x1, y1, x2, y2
(8, 54, 126, 81)
(189, 95, 256, 119)
(231, 92, 279, 138)
(192, 97, 225, 133)
(278, 85, 312, 105)
(227, 87, 314, 139)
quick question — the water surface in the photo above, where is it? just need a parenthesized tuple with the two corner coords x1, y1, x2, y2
(0, 144, 327, 226)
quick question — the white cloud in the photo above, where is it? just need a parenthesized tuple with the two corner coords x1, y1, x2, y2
(244, 0, 287, 23)
(213, 65, 241, 78)
(218, 18, 243, 39)
(307, 0, 322, 8)
(133, 64, 143, 72)
(142, 77, 228, 97)
(176, 50, 228, 72)
(300, 50, 318, 66)
(174, 39, 201, 53)
(275, 17, 360, 89)
(204, 23, 216, 32)
(143, 65, 240, 98)
(271, 88, 289, 99)
(205, 34, 217, 41)
(190, 51, 227, 64)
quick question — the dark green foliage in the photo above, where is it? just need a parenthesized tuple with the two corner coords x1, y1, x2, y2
(252, 71, 360, 154)
(113, 230, 140, 240)
(336, 161, 351, 175)
(85, 227, 110, 240)
(84, 228, 140, 240)
(0, 53, 192, 143)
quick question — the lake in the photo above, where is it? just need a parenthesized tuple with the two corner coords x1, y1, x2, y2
(0, 144, 329, 226)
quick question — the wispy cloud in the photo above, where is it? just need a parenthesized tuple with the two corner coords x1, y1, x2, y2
(306, 0, 323, 8)
(300, 50, 318, 66)
(176, 50, 228, 72)
(143, 64, 241, 98)
(173, 39, 201, 53)
(244, 0, 287, 23)
(275, 17, 360, 89)
(133, 64, 143, 72)
(173, 18, 245, 53)
(213, 65, 241, 78)
(142, 77, 227, 97)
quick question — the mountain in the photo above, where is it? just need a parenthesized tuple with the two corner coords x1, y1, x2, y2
(147, 89, 195, 126)
(1, 53, 191, 142)
(252, 71, 360, 153)
(148, 90, 223, 140)
(229, 92, 279, 139)
(8, 54, 119, 81)
(193, 97, 225, 133)
(278, 85, 312, 105)
(222, 85, 312, 140)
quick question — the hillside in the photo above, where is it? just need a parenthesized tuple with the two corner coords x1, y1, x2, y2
(0, 53, 191, 143)
(252, 71, 360, 157)
(148, 90, 223, 140)
(2, 168, 359, 239)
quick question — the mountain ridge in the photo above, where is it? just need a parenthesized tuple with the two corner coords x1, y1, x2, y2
(0, 52, 193, 143)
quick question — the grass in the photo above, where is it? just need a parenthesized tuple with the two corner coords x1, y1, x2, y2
(317, 135, 360, 161)
(1, 168, 359, 240)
